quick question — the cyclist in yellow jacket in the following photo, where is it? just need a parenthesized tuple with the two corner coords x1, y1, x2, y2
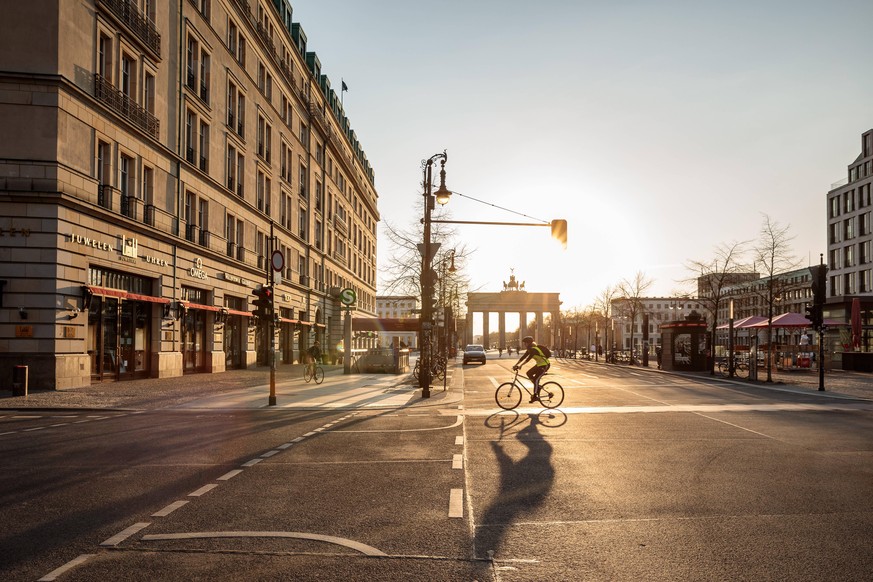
(512, 336, 550, 403)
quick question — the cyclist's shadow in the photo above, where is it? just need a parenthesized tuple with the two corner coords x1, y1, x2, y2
(477, 414, 554, 559)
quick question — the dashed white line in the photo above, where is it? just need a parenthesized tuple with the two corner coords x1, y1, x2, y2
(303, 431, 316, 437)
(100, 522, 150, 546)
(261, 450, 280, 458)
(291, 437, 305, 443)
(189, 483, 219, 496)
(455, 436, 464, 445)
(217, 470, 243, 481)
(242, 458, 263, 467)
(452, 454, 463, 469)
(448, 488, 464, 517)
(277, 443, 293, 449)
(38, 554, 97, 581)
(152, 500, 188, 517)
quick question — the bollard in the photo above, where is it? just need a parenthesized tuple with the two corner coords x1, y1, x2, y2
(12, 365, 28, 397)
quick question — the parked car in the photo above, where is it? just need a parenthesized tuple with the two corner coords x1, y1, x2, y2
(463, 344, 487, 365)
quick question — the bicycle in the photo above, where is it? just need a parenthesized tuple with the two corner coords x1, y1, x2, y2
(717, 358, 749, 379)
(303, 361, 324, 384)
(495, 368, 565, 410)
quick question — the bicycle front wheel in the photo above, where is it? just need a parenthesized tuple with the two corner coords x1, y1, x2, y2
(538, 381, 565, 409)
(314, 366, 324, 384)
(495, 382, 522, 410)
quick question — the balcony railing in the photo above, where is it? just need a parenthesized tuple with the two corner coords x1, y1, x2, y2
(97, 0, 161, 58)
(98, 184, 117, 211)
(94, 74, 160, 139)
(185, 223, 199, 243)
(120, 194, 140, 220)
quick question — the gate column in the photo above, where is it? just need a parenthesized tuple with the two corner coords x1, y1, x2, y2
(536, 312, 544, 343)
(482, 311, 490, 348)
(498, 312, 506, 351)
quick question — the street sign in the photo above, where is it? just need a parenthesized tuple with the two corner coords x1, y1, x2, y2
(271, 250, 285, 272)
(339, 287, 357, 306)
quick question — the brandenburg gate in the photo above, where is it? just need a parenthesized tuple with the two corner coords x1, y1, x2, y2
(465, 272, 562, 349)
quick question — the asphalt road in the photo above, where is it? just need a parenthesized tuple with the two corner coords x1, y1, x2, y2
(1, 357, 872, 581)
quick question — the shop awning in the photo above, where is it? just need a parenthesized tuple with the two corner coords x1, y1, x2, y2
(297, 320, 313, 326)
(227, 309, 253, 317)
(180, 301, 221, 312)
(279, 317, 298, 324)
(84, 285, 170, 304)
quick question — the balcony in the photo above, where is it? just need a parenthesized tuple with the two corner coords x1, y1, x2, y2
(120, 194, 140, 220)
(199, 156, 208, 173)
(227, 241, 236, 257)
(185, 223, 199, 243)
(98, 184, 118, 211)
(186, 147, 195, 164)
(94, 74, 160, 139)
(97, 0, 161, 58)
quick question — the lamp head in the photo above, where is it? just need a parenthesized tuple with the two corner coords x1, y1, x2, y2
(434, 159, 451, 205)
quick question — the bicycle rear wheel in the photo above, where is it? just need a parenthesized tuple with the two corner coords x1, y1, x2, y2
(495, 382, 522, 410)
(538, 381, 565, 409)
(303, 366, 313, 383)
(314, 366, 324, 384)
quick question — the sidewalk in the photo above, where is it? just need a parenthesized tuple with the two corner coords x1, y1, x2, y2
(0, 364, 463, 411)
(575, 356, 873, 401)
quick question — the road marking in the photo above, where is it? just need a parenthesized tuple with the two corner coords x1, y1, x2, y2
(217, 470, 243, 481)
(100, 522, 150, 546)
(242, 458, 263, 467)
(140, 531, 387, 556)
(452, 454, 463, 469)
(335, 415, 464, 433)
(49, 423, 68, 427)
(303, 431, 317, 437)
(23, 426, 47, 432)
(189, 483, 219, 496)
(449, 488, 464, 517)
(261, 450, 280, 458)
(152, 500, 189, 517)
(38, 554, 97, 581)
(455, 436, 464, 445)
(291, 436, 305, 442)
(459, 402, 873, 416)
(277, 443, 293, 449)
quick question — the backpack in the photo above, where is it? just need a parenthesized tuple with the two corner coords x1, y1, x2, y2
(536, 345, 551, 359)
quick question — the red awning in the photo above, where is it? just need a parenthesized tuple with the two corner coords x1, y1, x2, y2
(227, 309, 253, 317)
(85, 285, 170, 304)
(279, 317, 298, 324)
(181, 301, 221, 312)
(297, 321, 313, 326)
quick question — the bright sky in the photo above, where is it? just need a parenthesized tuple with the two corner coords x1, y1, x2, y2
(293, 0, 873, 310)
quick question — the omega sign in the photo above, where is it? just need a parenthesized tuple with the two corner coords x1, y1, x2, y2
(189, 257, 209, 280)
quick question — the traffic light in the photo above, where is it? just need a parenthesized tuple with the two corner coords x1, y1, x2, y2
(805, 303, 823, 330)
(252, 285, 273, 319)
(809, 264, 828, 306)
(550, 219, 568, 249)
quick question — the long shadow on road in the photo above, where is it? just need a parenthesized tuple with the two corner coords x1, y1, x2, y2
(475, 413, 555, 560)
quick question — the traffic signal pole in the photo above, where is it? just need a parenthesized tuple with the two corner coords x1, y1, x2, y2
(269, 223, 276, 406)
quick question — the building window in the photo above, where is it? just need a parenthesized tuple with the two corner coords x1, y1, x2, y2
(141, 166, 153, 204)
(97, 141, 111, 185)
(185, 109, 196, 163)
(119, 153, 134, 197)
(845, 245, 855, 268)
(227, 80, 237, 129)
(144, 71, 155, 114)
(186, 36, 198, 89)
(199, 49, 210, 103)
(298, 204, 308, 240)
(299, 163, 307, 198)
(226, 143, 236, 191)
(98, 34, 112, 81)
(844, 218, 855, 240)
(199, 121, 209, 172)
(236, 152, 244, 197)
(120, 53, 135, 98)
(225, 213, 236, 258)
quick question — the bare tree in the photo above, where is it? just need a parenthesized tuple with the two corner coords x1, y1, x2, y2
(684, 240, 751, 375)
(595, 285, 619, 359)
(379, 199, 473, 301)
(752, 214, 800, 382)
(617, 271, 654, 364)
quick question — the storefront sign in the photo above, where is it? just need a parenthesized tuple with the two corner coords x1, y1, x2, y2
(67, 233, 113, 252)
(223, 273, 248, 286)
(189, 257, 209, 280)
(282, 293, 292, 303)
(121, 235, 138, 259)
(15, 325, 33, 337)
(63, 326, 76, 338)
(144, 255, 169, 267)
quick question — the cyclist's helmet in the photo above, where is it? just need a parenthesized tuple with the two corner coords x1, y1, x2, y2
(522, 336, 534, 344)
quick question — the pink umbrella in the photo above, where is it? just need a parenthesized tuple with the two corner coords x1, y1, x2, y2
(716, 315, 767, 330)
(851, 298, 861, 350)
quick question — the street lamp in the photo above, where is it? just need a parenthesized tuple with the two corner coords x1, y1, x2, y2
(420, 151, 450, 398)
(728, 297, 735, 378)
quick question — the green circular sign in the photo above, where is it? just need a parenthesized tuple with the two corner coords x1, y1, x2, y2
(339, 288, 357, 306)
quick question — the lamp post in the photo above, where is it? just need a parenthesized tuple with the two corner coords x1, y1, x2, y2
(728, 297, 735, 378)
(420, 151, 450, 398)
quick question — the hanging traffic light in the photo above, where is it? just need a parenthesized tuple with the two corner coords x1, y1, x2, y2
(252, 285, 273, 319)
(809, 264, 828, 307)
(550, 219, 568, 249)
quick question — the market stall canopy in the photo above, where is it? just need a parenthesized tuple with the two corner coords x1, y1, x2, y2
(746, 312, 845, 328)
(716, 315, 767, 330)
